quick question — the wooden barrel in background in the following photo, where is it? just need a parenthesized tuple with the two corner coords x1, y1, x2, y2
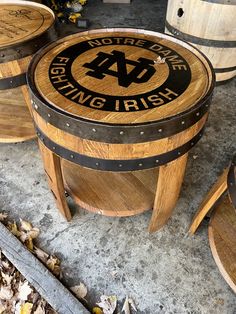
(27, 28, 215, 221)
(165, 0, 236, 84)
(0, 0, 57, 143)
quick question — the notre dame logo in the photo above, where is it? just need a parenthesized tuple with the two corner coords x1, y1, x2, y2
(83, 50, 156, 88)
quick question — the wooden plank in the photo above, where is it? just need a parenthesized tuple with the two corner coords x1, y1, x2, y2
(0, 221, 90, 314)
(189, 167, 229, 235)
(148, 153, 188, 233)
(208, 196, 236, 293)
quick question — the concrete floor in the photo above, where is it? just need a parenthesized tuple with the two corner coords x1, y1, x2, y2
(1, 0, 236, 313)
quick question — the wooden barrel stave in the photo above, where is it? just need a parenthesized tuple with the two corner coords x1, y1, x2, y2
(28, 28, 215, 220)
(165, 0, 236, 82)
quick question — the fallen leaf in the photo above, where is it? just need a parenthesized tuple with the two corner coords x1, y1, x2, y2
(92, 307, 103, 314)
(46, 255, 61, 276)
(128, 298, 137, 312)
(97, 295, 117, 314)
(70, 282, 87, 300)
(18, 281, 33, 301)
(34, 247, 49, 264)
(34, 302, 46, 314)
(0, 212, 7, 221)
(1, 272, 13, 285)
(25, 238, 34, 251)
(28, 227, 40, 239)
(20, 219, 33, 232)
(0, 286, 14, 300)
(8, 222, 21, 237)
(20, 302, 33, 314)
(122, 296, 130, 314)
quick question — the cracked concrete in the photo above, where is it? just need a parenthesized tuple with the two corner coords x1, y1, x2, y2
(0, 0, 236, 313)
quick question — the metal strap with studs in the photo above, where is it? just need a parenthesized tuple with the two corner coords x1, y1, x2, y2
(36, 126, 205, 172)
(227, 155, 236, 209)
(29, 91, 211, 144)
(0, 73, 26, 90)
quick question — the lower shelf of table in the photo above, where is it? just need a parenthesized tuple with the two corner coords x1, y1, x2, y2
(209, 195, 236, 293)
(0, 87, 36, 143)
(62, 159, 158, 217)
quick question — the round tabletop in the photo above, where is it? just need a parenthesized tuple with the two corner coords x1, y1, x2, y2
(33, 28, 213, 125)
(0, 0, 54, 48)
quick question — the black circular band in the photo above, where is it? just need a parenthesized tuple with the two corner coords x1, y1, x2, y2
(36, 125, 205, 172)
(0, 73, 26, 90)
(165, 20, 236, 48)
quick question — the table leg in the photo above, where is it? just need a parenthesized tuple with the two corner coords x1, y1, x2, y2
(38, 140, 72, 221)
(148, 153, 188, 233)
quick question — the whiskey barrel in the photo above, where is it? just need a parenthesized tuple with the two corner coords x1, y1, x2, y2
(0, 0, 57, 143)
(165, 0, 236, 84)
(27, 28, 215, 226)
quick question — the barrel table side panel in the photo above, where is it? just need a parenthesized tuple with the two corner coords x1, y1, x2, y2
(165, 0, 236, 41)
(0, 56, 31, 78)
(0, 86, 35, 142)
(33, 111, 208, 160)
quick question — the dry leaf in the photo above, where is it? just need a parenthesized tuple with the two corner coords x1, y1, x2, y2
(34, 247, 49, 263)
(1, 272, 13, 285)
(28, 228, 40, 239)
(18, 281, 33, 301)
(20, 302, 33, 314)
(92, 307, 103, 314)
(70, 282, 87, 300)
(25, 238, 34, 251)
(0, 212, 7, 221)
(97, 295, 117, 314)
(8, 222, 21, 237)
(128, 298, 137, 312)
(122, 297, 130, 314)
(34, 302, 46, 314)
(20, 219, 33, 232)
(0, 302, 5, 314)
(0, 286, 14, 300)
(46, 255, 61, 276)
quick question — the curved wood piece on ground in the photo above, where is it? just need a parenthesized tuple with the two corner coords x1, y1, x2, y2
(62, 159, 158, 217)
(38, 141, 71, 221)
(189, 167, 229, 235)
(208, 196, 236, 294)
(148, 153, 188, 233)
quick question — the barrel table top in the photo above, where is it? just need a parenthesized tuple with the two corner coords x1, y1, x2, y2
(0, 0, 54, 50)
(29, 28, 214, 129)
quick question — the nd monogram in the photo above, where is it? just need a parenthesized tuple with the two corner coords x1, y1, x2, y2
(83, 50, 156, 88)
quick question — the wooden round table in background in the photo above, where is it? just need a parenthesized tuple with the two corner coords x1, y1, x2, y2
(0, 0, 57, 143)
(28, 28, 215, 232)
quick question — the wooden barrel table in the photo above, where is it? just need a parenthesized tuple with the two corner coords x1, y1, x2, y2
(27, 28, 215, 232)
(0, 0, 57, 143)
(165, 0, 236, 84)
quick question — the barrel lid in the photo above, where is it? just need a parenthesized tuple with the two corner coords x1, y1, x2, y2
(32, 29, 214, 125)
(0, 0, 54, 48)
